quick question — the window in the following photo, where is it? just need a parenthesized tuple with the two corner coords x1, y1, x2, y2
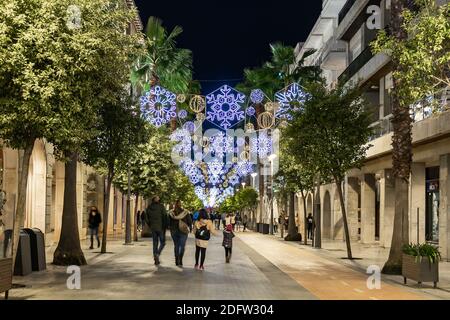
(349, 26, 363, 62)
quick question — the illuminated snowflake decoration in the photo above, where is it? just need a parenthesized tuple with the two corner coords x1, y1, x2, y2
(182, 160, 200, 178)
(236, 161, 254, 177)
(210, 132, 234, 158)
(250, 89, 264, 104)
(206, 85, 245, 129)
(189, 173, 203, 185)
(275, 83, 307, 120)
(229, 175, 240, 186)
(207, 159, 223, 177)
(246, 106, 256, 117)
(178, 109, 188, 119)
(140, 85, 177, 127)
(183, 121, 196, 134)
(209, 175, 221, 185)
(250, 131, 273, 159)
(170, 129, 191, 156)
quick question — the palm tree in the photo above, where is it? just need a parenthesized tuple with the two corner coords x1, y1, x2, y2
(131, 16, 193, 94)
(382, 0, 411, 275)
(237, 43, 321, 97)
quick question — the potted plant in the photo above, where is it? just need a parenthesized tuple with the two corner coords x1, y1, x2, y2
(402, 243, 440, 288)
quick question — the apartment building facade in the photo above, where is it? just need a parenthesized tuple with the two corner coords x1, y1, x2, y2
(295, 0, 450, 260)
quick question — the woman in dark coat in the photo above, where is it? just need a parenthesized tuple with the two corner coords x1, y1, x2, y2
(88, 206, 102, 249)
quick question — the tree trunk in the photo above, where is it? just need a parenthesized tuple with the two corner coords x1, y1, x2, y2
(53, 152, 86, 265)
(300, 189, 308, 245)
(285, 192, 301, 241)
(133, 193, 139, 242)
(125, 166, 132, 245)
(383, 178, 409, 274)
(335, 177, 353, 259)
(313, 181, 321, 248)
(383, 0, 411, 275)
(11, 140, 34, 271)
(100, 172, 113, 253)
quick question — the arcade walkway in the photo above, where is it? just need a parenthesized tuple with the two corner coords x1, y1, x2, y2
(7, 231, 448, 300)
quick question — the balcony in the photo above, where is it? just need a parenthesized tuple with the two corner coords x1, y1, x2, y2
(320, 37, 347, 71)
(338, 46, 374, 82)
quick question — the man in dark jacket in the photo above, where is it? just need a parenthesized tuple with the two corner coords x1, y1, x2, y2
(144, 196, 168, 265)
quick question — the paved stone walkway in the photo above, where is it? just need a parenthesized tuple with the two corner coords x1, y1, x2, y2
(8, 232, 314, 300)
(7, 231, 448, 300)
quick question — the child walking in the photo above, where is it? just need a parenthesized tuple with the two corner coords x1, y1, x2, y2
(222, 224, 235, 263)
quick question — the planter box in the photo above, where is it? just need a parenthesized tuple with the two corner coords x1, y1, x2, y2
(0, 258, 12, 299)
(402, 254, 439, 288)
(261, 223, 269, 235)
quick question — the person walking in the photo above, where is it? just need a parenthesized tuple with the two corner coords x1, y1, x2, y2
(222, 224, 235, 263)
(231, 214, 236, 231)
(242, 214, 248, 232)
(193, 209, 215, 270)
(307, 213, 314, 240)
(88, 206, 102, 249)
(215, 213, 221, 230)
(221, 212, 226, 230)
(168, 200, 192, 267)
(144, 196, 168, 266)
(273, 218, 278, 234)
(225, 213, 231, 227)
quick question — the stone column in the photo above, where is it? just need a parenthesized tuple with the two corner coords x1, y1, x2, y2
(410, 163, 426, 244)
(439, 154, 450, 261)
(380, 169, 395, 248)
(346, 177, 360, 241)
(361, 173, 376, 244)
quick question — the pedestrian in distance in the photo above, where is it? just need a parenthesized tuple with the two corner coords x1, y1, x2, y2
(215, 213, 221, 230)
(242, 214, 248, 232)
(231, 214, 236, 231)
(222, 224, 235, 263)
(144, 195, 169, 266)
(225, 213, 231, 227)
(168, 200, 192, 268)
(273, 218, 278, 234)
(88, 206, 102, 249)
(136, 210, 142, 232)
(307, 213, 314, 240)
(193, 209, 216, 271)
(221, 212, 226, 230)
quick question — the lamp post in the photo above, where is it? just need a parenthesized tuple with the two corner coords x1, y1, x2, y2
(268, 153, 277, 235)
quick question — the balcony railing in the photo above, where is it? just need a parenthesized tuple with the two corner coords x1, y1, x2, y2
(338, 46, 374, 82)
(368, 89, 450, 141)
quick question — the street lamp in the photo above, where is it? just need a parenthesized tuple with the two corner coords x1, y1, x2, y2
(241, 182, 246, 188)
(268, 153, 277, 235)
(251, 172, 257, 188)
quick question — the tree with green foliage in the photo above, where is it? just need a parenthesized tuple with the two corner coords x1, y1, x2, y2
(372, 0, 449, 274)
(82, 94, 149, 252)
(285, 82, 373, 259)
(275, 147, 315, 243)
(0, 0, 141, 265)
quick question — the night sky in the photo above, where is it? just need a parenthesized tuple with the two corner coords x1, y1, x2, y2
(134, 0, 322, 93)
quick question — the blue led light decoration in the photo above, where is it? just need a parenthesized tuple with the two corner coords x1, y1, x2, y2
(210, 131, 234, 159)
(246, 106, 256, 117)
(140, 85, 177, 127)
(250, 89, 264, 104)
(206, 85, 245, 129)
(275, 83, 307, 120)
(250, 130, 273, 159)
